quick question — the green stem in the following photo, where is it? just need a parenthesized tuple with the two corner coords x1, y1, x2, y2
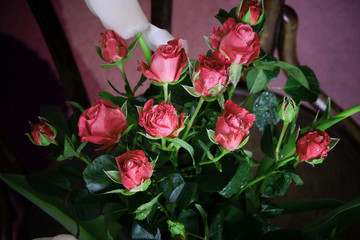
(235, 171, 277, 199)
(182, 97, 205, 140)
(317, 104, 360, 130)
(275, 122, 289, 161)
(180, 149, 229, 172)
(117, 63, 133, 97)
(238, 94, 252, 107)
(187, 232, 205, 240)
(136, 32, 151, 65)
(77, 153, 91, 166)
(163, 83, 169, 104)
(276, 156, 296, 168)
(228, 85, 235, 100)
(161, 138, 167, 151)
(199, 150, 229, 166)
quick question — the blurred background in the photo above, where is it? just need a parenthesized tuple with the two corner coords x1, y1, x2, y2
(1, 0, 360, 238)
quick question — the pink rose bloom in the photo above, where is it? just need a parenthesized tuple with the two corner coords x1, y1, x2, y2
(30, 122, 56, 146)
(215, 100, 255, 151)
(101, 30, 128, 63)
(210, 18, 260, 65)
(139, 99, 186, 138)
(296, 130, 331, 162)
(137, 38, 187, 83)
(78, 100, 127, 150)
(210, 18, 237, 50)
(116, 150, 153, 190)
(238, 0, 263, 25)
(194, 51, 231, 97)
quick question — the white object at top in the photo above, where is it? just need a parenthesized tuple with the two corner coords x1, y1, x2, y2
(85, 0, 149, 39)
(33, 234, 78, 240)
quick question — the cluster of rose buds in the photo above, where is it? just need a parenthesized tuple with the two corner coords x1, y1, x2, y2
(28, 0, 335, 193)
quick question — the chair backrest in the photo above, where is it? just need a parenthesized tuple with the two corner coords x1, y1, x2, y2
(27, 0, 90, 108)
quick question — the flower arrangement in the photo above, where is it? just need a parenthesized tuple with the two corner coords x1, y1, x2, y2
(2, 0, 360, 239)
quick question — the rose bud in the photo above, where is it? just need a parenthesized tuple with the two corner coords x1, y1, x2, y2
(215, 100, 255, 151)
(137, 38, 187, 83)
(218, 20, 260, 65)
(296, 129, 331, 162)
(277, 96, 298, 123)
(193, 52, 232, 97)
(101, 30, 128, 63)
(237, 0, 264, 26)
(28, 121, 56, 146)
(116, 150, 153, 190)
(139, 99, 186, 138)
(78, 100, 127, 150)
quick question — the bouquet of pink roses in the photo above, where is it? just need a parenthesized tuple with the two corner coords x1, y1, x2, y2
(2, 0, 360, 239)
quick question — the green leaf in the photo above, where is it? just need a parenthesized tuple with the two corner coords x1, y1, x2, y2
(167, 220, 186, 236)
(67, 190, 103, 221)
(276, 62, 309, 89)
(100, 64, 117, 69)
(106, 79, 126, 97)
(261, 125, 279, 158)
(194, 158, 236, 192)
(195, 204, 210, 239)
(176, 182, 198, 211)
(230, 63, 243, 88)
(246, 68, 268, 94)
(103, 202, 127, 240)
(256, 156, 275, 177)
(262, 229, 324, 240)
(260, 200, 284, 218)
(133, 74, 147, 94)
(204, 35, 215, 51)
(93, 43, 106, 62)
(127, 36, 138, 54)
(280, 127, 299, 159)
(252, 52, 280, 82)
(206, 129, 217, 144)
(99, 91, 127, 107)
(134, 193, 162, 220)
(284, 65, 320, 102)
(0, 173, 105, 240)
(276, 198, 344, 215)
(58, 163, 82, 180)
(253, 91, 280, 132)
(214, 7, 237, 24)
(40, 105, 69, 143)
(318, 97, 332, 122)
(61, 135, 78, 159)
(300, 197, 360, 238)
(159, 173, 184, 202)
(262, 171, 292, 198)
(253, 12, 267, 34)
(26, 170, 71, 196)
(329, 138, 340, 151)
(104, 170, 122, 184)
(172, 138, 195, 161)
(132, 222, 161, 240)
(168, 76, 197, 106)
(219, 160, 252, 198)
(83, 155, 119, 194)
(179, 209, 200, 236)
(68, 101, 85, 112)
(182, 85, 201, 97)
(209, 210, 225, 240)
